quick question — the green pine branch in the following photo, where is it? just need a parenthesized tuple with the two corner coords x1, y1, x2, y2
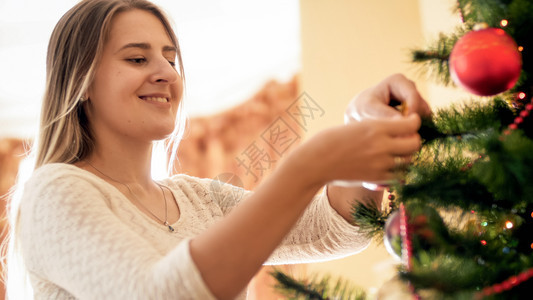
(410, 29, 467, 86)
(455, 0, 508, 26)
(426, 98, 514, 137)
(271, 270, 366, 300)
(394, 207, 533, 298)
(472, 130, 533, 204)
(351, 200, 389, 241)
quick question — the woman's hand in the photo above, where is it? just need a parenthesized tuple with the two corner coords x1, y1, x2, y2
(325, 73, 430, 222)
(300, 114, 422, 186)
(345, 73, 431, 122)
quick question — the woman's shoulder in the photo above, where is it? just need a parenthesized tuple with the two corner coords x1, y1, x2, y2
(161, 173, 213, 191)
(33, 162, 83, 174)
(165, 173, 208, 183)
(20, 163, 118, 213)
(30, 162, 96, 182)
(25, 162, 109, 193)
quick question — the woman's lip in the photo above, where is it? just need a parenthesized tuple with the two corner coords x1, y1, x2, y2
(139, 93, 171, 98)
(139, 96, 169, 103)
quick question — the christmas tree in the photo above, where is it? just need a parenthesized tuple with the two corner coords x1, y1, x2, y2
(274, 0, 533, 299)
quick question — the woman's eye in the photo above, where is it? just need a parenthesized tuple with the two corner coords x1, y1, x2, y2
(168, 60, 176, 67)
(127, 58, 146, 64)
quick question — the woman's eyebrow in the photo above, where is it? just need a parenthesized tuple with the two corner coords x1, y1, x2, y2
(162, 45, 177, 53)
(116, 42, 176, 54)
(116, 42, 150, 53)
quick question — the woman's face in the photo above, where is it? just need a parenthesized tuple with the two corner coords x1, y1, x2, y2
(86, 9, 183, 144)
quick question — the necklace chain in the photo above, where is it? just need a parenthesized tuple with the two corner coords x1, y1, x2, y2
(85, 161, 175, 232)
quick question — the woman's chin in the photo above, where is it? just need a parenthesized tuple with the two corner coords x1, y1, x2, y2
(142, 123, 176, 141)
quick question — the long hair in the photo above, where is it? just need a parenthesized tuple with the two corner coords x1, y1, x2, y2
(6, 1, 186, 297)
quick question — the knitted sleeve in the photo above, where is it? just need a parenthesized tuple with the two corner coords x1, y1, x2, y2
(182, 176, 371, 265)
(19, 165, 217, 299)
(266, 189, 371, 265)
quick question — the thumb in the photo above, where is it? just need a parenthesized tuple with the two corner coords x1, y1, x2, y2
(345, 100, 405, 123)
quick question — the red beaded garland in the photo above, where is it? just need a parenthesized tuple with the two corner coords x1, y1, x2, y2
(501, 281, 512, 290)
(517, 272, 529, 282)
(399, 204, 421, 300)
(475, 267, 533, 298)
(482, 287, 492, 296)
(504, 97, 533, 134)
(528, 269, 533, 277)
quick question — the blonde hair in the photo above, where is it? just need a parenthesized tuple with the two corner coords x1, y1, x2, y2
(6, 0, 186, 297)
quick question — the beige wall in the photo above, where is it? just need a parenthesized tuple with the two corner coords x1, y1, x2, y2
(299, 0, 426, 138)
(298, 0, 462, 296)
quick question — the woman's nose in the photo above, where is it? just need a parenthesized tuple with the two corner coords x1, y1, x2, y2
(150, 56, 179, 84)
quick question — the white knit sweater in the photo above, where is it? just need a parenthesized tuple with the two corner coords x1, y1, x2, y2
(19, 163, 370, 299)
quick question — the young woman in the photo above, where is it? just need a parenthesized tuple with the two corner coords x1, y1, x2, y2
(8, 0, 430, 299)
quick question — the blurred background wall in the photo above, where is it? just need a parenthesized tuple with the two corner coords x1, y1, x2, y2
(0, 0, 471, 298)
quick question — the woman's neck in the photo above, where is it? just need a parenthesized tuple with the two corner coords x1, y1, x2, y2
(80, 141, 155, 188)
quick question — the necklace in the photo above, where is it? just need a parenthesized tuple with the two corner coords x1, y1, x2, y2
(86, 161, 175, 232)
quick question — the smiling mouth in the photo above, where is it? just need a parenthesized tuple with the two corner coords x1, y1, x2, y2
(139, 96, 169, 103)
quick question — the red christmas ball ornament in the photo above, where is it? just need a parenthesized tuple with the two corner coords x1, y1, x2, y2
(449, 26, 522, 96)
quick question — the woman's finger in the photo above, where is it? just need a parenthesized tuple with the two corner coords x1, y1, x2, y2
(382, 74, 432, 117)
(376, 114, 421, 137)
